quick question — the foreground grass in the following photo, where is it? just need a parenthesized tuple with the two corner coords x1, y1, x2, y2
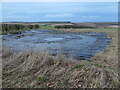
(2, 48, 118, 88)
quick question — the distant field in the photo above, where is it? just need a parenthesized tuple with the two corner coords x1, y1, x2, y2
(0, 22, 118, 34)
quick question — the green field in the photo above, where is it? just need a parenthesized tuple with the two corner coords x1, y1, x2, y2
(1, 22, 118, 34)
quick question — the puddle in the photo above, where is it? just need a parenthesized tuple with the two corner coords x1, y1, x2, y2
(2, 29, 111, 60)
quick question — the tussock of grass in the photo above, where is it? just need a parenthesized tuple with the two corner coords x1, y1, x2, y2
(90, 62, 102, 67)
(2, 48, 118, 88)
(71, 64, 85, 70)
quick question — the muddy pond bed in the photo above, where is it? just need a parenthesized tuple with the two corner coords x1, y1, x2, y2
(2, 29, 112, 60)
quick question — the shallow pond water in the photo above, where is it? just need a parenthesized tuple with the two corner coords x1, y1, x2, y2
(2, 29, 111, 60)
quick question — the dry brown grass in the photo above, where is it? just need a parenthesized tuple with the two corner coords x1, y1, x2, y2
(2, 47, 118, 88)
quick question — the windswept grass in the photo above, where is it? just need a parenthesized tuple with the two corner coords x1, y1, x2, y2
(2, 48, 118, 88)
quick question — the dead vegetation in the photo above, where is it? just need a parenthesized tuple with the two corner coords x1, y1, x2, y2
(2, 47, 118, 88)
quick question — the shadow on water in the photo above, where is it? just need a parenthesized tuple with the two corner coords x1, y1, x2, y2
(2, 29, 112, 60)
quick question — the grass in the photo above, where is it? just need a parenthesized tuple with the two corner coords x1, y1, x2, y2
(39, 26, 54, 29)
(1, 24, 54, 34)
(1, 22, 118, 35)
(2, 48, 118, 88)
(108, 66, 117, 71)
(19, 79, 25, 83)
(95, 28, 119, 31)
(83, 66, 90, 71)
(38, 76, 45, 81)
(71, 64, 85, 70)
(90, 62, 102, 67)
(1, 29, 29, 34)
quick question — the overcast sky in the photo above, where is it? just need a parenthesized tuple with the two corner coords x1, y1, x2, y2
(2, 2, 118, 22)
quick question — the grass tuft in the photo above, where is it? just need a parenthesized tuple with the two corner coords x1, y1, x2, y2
(71, 64, 84, 70)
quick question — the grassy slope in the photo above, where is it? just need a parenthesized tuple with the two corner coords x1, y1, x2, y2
(2, 48, 118, 88)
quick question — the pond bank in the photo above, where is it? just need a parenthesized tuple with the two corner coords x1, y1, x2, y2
(2, 28, 118, 88)
(52, 28, 118, 67)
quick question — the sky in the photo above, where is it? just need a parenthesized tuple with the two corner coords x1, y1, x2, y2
(2, 2, 118, 22)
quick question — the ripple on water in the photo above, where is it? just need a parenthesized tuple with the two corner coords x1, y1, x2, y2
(44, 37, 63, 42)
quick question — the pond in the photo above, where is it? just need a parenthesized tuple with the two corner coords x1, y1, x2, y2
(2, 30, 111, 60)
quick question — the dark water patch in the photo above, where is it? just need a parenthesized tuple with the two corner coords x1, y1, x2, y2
(2, 29, 111, 60)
